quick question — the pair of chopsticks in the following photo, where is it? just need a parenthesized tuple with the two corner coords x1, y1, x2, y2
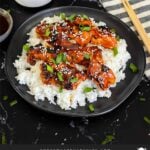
(121, 0, 150, 54)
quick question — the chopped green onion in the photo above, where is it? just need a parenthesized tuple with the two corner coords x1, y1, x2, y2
(59, 86, 63, 93)
(62, 54, 67, 62)
(110, 28, 116, 33)
(46, 64, 53, 73)
(9, 100, 17, 107)
(144, 116, 150, 125)
(56, 53, 66, 64)
(2, 96, 8, 101)
(60, 13, 66, 20)
(45, 28, 51, 36)
(84, 53, 90, 59)
(51, 58, 56, 64)
(139, 97, 146, 101)
(88, 104, 95, 112)
(112, 47, 118, 56)
(57, 72, 64, 82)
(116, 35, 120, 41)
(101, 134, 115, 145)
(1, 132, 7, 144)
(56, 53, 63, 64)
(70, 77, 78, 83)
(67, 14, 76, 22)
(80, 26, 91, 32)
(83, 87, 94, 93)
(23, 43, 30, 52)
(129, 63, 138, 73)
(82, 14, 89, 19)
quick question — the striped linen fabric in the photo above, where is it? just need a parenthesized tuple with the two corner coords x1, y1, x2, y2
(102, 0, 150, 78)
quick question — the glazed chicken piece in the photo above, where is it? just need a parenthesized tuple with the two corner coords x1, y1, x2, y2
(27, 48, 55, 65)
(88, 63, 116, 90)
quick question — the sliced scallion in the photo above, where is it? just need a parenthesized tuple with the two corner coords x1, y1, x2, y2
(67, 14, 76, 22)
(84, 53, 90, 59)
(59, 86, 63, 93)
(2, 132, 7, 144)
(57, 72, 64, 82)
(82, 14, 89, 19)
(144, 116, 150, 125)
(56, 53, 66, 64)
(46, 64, 53, 73)
(129, 63, 138, 73)
(62, 54, 67, 62)
(45, 28, 51, 36)
(101, 134, 115, 145)
(23, 43, 30, 52)
(3, 96, 8, 101)
(83, 87, 94, 93)
(88, 104, 95, 112)
(80, 26, 91, 32)
(51, 58, 56, 64)
(112, 47, 118, 56)
(9, 100, 17, 107)
(110, 28, 116, 33)
(139, 97, 146, 101)
(116, 35, 120, 41)
(60, 13, 66, 20)
(70, 77, 78, 83)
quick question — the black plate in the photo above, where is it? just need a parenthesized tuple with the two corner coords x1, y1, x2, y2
(5, 6, 145, 117)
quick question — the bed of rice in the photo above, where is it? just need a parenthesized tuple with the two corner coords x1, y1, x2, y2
(14, 16, 131, 110)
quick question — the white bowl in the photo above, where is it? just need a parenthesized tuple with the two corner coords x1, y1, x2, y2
(0, 8, 13, 43)
(15, 0, 52, 8)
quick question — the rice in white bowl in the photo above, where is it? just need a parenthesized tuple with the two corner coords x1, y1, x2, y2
(14, 15, 131, 110)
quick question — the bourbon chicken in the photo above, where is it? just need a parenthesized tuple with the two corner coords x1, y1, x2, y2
(26, 14, 117, 90)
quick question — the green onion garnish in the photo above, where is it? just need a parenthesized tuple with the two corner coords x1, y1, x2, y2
(80, 26, 91, 32)
(83, 87, 94, 93)
(60, 13, 66, 20)
(70, 77, 78, 83)
(112, 47, 118, 56)
(2, 132, 7, 144)
(9, 100, 18, 107)
(101, 134, 115, 145)
(67, 14, 76, 22)
(144, 116, 150, 125)
(84, 53, 90, 59)
(110, 28, 116, 33)
(62, 54, 67, 62)
(46, 64, 53, 73)
(57, 72, 64, 82)
(82, 14, 89, 19)
(2, 96, 8, 101)
(139, 97, 146, 101)
(23, 43, 30, 52)
(116, 35, 120, 41)
(88, 104, 95, 112)
(51, 58, 56, 64)
(56, 53, 66, 64)
(59, 86, 63, 93)
(129, 63, 138, 73)
(56, 53, 63, 64)
(45, 28, 51, 36)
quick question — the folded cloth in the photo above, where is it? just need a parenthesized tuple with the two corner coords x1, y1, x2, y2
(102, 0, 150, 79)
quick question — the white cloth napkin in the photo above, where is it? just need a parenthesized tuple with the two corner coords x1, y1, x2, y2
(102, 0, 150, 78)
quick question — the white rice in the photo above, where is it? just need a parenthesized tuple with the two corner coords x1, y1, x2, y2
(14, 16, 131, 110)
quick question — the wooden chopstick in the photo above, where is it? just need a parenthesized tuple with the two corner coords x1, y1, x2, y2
(121, 0, 150, 53)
